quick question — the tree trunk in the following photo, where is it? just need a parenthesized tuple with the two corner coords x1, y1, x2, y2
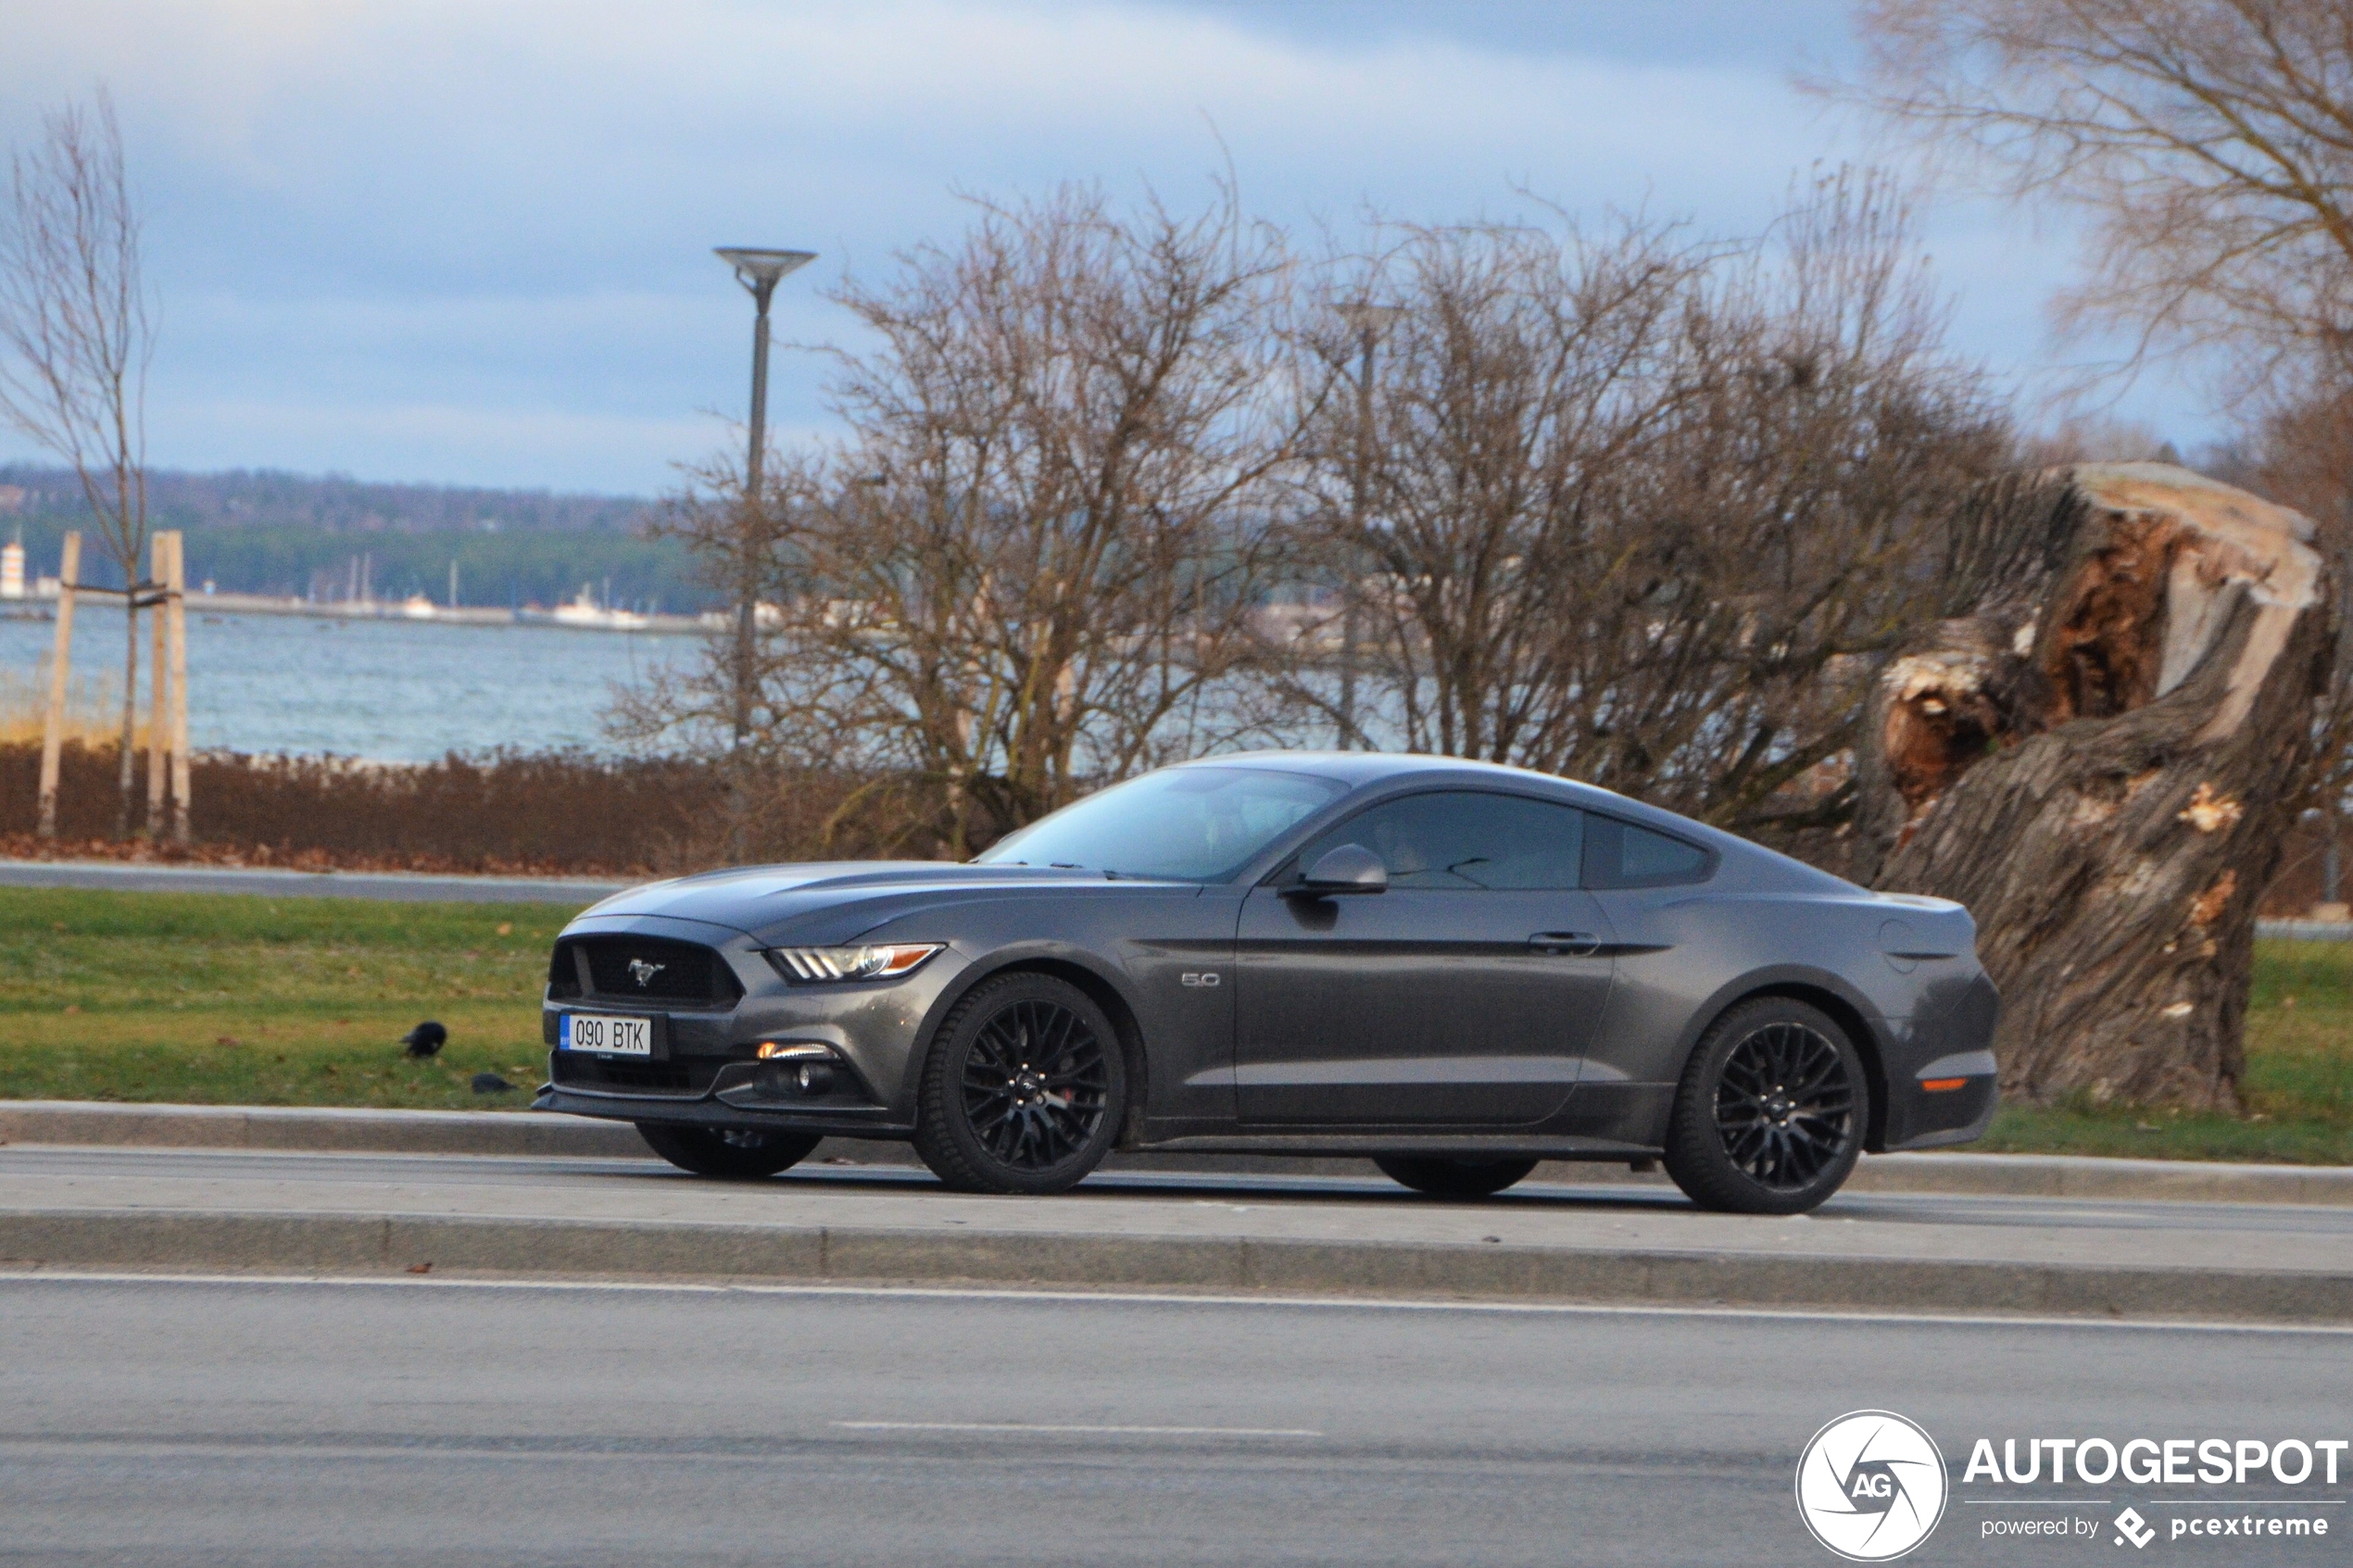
(117, 602, 138, 839)
(1851, 463, 2334, 1110)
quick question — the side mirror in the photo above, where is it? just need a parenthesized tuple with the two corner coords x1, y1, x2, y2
(1290, 844, 1388, 897)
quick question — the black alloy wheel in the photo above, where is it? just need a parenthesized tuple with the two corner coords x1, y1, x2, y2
(1374, 1155, 1541, 1198)
(912, 972, 1127, 1195)
(635, 1123, 821, 1180)
(1662, 997, 1866, 1215)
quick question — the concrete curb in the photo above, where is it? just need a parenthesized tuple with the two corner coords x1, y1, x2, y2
(2258, 918, 2353, 941)
(0, 1207, 2346, 1323)
(0, 1101, 652, 1159)
(1846, 1151, 2353, 1207)
(0, 859, 627, 905)
(3, 1100, 2347, 1206)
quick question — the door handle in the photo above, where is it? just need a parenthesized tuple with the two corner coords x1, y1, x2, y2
(1528, 932, 1600, 957)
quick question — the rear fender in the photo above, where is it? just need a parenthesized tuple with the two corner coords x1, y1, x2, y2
(1669, 966, 1898, 1150)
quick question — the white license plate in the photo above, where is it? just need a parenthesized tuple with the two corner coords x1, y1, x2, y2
(560, 1013, 653, 1056)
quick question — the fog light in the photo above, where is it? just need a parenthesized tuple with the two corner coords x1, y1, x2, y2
(796, 1063, 836, 1095)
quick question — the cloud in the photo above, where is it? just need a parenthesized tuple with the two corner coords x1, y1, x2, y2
(0, 0, 2205, 491)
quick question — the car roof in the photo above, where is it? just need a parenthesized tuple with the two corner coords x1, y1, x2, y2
(1174, 748, 1629, 806)
(1175, 749, 1857, 894)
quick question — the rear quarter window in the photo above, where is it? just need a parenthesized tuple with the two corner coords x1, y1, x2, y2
(1583, 815, 1715, 889)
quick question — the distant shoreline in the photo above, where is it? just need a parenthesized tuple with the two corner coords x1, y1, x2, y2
(0, 590, 711, 635)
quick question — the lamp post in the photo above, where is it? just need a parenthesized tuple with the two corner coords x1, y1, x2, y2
(1333, 302, 1402, 750)
(714, 246, 817, 747)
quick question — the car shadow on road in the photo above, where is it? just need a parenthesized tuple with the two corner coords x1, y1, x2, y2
(739, 1161, 1699, 1212)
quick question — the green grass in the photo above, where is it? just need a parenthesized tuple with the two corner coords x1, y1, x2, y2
(1972, 938, 2353, 1165)
(6, 889, 2353, 1161)
(0, 887, 577, 1110)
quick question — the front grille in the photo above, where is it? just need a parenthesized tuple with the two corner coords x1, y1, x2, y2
(552, 936, 743, 1008)
(551, 1054, 727, 1096)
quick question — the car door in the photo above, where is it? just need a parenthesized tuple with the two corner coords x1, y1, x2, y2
(1234, 789, 1616, 1126)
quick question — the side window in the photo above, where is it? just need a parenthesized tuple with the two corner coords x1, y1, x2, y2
(1583, 815, 1714, 889)
(1290, 791, 1585, 890)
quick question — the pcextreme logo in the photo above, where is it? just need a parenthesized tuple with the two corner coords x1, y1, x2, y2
(1796, 1410, 1951, 1562)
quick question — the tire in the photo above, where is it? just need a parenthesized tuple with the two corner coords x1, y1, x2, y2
(1374, 1155, 1540, 1198)
(1662, 997, 1867, 1215)
(911, 972, 1127, 1195)
(635, 1123, 820, 1180)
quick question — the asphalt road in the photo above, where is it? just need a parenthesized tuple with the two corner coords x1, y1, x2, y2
(6, 1144, 2351, 1257)
(0, 1271, 2346, 1567)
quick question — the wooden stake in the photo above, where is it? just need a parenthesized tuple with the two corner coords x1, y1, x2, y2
(36, 533, 81, 839)
(167, 532, 191, 843)
(146, 532, 170, 836)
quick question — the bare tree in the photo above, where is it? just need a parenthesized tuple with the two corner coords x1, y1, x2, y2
(1851, 463, 2333, 1110)
(1287, 173, 2011, 830)
(2211, 384, 2353, 880)
(0, 91, 155, 835)
(1813, 11, 2353, 1110)
(1822, 0, 2353, 391)
(1276, 211, 1702, 771)
(609, 439, 798, 858)
(623, 186, 1303, 857)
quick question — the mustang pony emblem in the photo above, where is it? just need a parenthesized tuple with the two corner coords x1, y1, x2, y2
(627, 959, 666, 988)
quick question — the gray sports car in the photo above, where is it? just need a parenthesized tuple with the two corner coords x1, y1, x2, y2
(536, 752, 1997, 1212)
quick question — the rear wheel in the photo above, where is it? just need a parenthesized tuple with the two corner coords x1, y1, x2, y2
(912, 972, 1126, 1195)
(635, 1123, 820, 1180)
(1374, 1155, 1540, 1198)
(1662, 997, 1865, 1215)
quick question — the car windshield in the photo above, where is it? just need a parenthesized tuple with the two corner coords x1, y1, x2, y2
(976, 766, 1347, 883)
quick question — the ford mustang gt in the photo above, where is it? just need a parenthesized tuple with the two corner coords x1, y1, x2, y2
(535, 752, 1997, 1212)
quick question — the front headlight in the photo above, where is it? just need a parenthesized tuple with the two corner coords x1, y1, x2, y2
(767, 943, 944, 983)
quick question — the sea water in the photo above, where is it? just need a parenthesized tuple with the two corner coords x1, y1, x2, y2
(0, 607, 693, 762)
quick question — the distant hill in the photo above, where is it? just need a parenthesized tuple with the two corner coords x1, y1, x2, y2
(0, 464, 649, 533)
(0, 464, 711, 611)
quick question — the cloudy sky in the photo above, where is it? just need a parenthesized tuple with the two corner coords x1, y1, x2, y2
(1, 0, 2196, 495)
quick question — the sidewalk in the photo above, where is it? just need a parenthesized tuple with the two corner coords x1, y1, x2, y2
(2, 1100, 2347, 1207)
(1, 1141, 2347, 1323)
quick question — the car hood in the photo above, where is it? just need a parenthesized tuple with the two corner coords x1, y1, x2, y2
(573, 860, 1195, 946)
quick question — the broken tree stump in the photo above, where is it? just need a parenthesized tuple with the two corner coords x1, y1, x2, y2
(1853, 463, 2334, 1110)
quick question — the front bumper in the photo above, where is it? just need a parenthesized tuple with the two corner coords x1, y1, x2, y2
(534, 1080, 914, 1138)
(535, 913, 968, 1135)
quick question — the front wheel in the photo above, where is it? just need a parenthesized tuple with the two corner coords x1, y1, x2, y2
(636, 1123, 820, 1180)
(1662, 997, 1866, 1215)
(912, 972, 1127, 1195)
(1374, 1155, 1540, 1198)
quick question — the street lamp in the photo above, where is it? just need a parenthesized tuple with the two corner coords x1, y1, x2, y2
(714, 246, 817, 747)
(1333, 302, 1402, 751)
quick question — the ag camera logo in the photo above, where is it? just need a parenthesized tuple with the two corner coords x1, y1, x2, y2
(1796, 1411, 1949, 1562)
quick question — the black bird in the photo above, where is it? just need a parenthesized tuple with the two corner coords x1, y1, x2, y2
(402, 1021, 447, 1059)
(471, 1072, 515, 1094)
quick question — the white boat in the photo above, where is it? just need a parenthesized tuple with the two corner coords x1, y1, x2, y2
(550, 584, 649, 631)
